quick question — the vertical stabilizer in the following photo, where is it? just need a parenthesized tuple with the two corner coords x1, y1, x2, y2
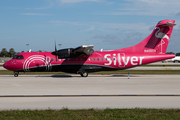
(145, 20, 176, 54)
(117, 20, 176, 54)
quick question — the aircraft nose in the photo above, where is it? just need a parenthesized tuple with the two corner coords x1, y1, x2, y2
(3, 62, 8, 69)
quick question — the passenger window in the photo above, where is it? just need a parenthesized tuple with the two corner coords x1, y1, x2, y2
(93, 58, 95, 61)
(97, 58, 99, 61)
(101, 58, 103, 61)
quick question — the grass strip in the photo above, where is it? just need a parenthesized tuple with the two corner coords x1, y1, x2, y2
(0, 109, 180, 120)
(0, 70, 180, 75)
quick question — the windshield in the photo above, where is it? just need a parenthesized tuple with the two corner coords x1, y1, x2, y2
(13, 55, 24, 60)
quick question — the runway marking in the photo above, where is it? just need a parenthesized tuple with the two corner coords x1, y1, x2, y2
(162, 67, 171, 70)
(0, 94, 180, 97)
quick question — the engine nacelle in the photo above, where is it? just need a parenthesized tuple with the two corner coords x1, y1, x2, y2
(51, 45, 94, 59)
(57, 48, 73, 59)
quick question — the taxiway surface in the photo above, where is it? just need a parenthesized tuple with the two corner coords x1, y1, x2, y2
(0, 74, 180, 110)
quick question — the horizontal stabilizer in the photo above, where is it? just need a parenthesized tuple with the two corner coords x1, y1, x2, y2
(158, 22, 176, 27)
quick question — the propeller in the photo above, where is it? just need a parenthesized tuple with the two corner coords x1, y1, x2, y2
(51, 40, 58, 61)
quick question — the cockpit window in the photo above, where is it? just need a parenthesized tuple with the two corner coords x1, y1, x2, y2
(13, 55, 24, 59)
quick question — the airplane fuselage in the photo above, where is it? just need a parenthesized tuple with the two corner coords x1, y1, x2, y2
(3, 51, 175, 73)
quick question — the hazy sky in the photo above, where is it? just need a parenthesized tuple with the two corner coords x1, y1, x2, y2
(0, 0, 180, 53)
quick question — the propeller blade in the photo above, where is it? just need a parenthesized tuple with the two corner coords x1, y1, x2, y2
(55, 39, 57, 53)
(53, 39, 58, 61)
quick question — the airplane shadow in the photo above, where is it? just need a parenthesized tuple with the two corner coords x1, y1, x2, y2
(0, 74, 140, 78)
(111, 75, 139, 77)
(35, 74, 74, 78)
(49, 74, 140, 78)
(51, 74, 73, 78)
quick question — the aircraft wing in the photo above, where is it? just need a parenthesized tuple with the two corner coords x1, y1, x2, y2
(52, 45, 94, 59)
(72, 45, 94, 55)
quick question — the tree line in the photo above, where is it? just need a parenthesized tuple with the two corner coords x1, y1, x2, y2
(0, 48, 17, 57)
(1, 48, 180, 57)
(166, 52, 180, 56)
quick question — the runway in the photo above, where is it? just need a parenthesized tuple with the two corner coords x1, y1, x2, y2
(0, 74, 180, 110)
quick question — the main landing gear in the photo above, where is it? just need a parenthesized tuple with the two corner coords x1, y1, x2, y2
(79, 71, 88, 77)
(14, 71, 19, 77)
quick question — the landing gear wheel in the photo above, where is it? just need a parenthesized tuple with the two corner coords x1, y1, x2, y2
(80, 71, 88, 77)
(14, 71, 19, 77)
(14, 74, 18, 77)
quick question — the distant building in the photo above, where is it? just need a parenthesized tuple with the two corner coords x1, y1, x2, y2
(0, 59, 4, 62)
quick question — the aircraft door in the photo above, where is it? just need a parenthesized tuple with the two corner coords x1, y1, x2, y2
(45, 56, 52, 71)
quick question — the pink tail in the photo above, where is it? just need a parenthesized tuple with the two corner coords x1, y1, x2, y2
(117, 20, 176, 54)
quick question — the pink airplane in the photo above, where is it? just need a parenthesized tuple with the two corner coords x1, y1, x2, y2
(3, 20, 176, 77)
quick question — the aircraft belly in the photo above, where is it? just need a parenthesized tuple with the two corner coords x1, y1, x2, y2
(24, 64, 117, 73)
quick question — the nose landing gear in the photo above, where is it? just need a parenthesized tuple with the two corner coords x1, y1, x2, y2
(14, 71, 19, 77)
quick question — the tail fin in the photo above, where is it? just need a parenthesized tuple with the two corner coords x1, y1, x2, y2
(117, 20, 176, 54)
